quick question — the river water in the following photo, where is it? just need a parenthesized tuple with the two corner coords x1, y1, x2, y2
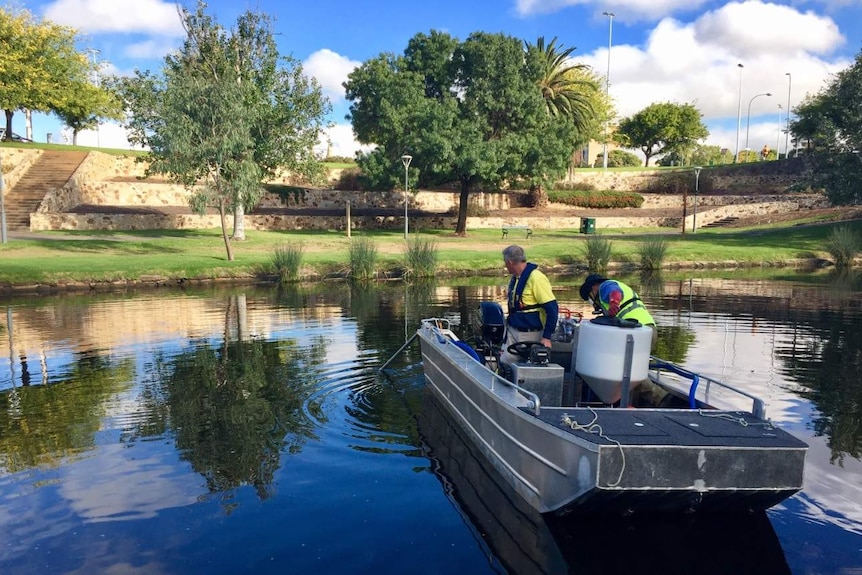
(0, 272, 860, 575)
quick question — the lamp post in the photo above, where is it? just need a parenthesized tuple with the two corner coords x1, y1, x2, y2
(87, 48, 101, 147)
(602, 11, 614, 170)
(692, 166, 702, 233)
(784, 72, 792, 158)
(734, 63, 744, 163)
(401, 154, 412, 240)
(776, 104, 782, 160)
(744, 92, 772, 161)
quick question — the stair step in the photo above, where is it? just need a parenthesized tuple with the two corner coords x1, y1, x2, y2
(3, 150, 89, 230)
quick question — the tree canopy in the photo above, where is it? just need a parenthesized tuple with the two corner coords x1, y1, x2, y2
(0, 6, 100, 140)
(344, 30, 595, 235)
(615, 102, 709, 167)
(116, 1, 329, 259)
(790, 47, 862, 205)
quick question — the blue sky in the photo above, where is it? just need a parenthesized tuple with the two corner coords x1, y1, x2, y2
(13, 0, 862, 159)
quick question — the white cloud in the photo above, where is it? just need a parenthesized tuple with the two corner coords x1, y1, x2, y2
(576, 1, 850, 153)
(123, 38, 179, 60)
(42, 0, 185, 36)
(317, 124, 374, 159)
(304, 49, 361, 103)
(695, 0, 844, 58)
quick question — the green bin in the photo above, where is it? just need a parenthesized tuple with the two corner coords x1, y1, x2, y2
(580, 217, 596, 234)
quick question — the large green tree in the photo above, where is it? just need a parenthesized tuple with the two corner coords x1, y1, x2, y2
(0, 7, 97, 140)
(54, 81, 124, 145)
(616, 102, 709, 167)
(790, 48, 862, 205)
(117, 1, 329, 259)
(344, 30, 585, 235)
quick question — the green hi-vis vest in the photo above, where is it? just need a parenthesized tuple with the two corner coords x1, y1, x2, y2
(603, 281, 655, 326)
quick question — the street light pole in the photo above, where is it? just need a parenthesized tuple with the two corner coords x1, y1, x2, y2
(744, 92, 772, 161)
(776, 104, 782, 160)
(602, 11, 614, 170)
(401, 154, 412, 240)
(87, 48, 101, 148)
(784, 72, 792, 158)
(734, 63, 744, 163)
(693, 166, 702, 233)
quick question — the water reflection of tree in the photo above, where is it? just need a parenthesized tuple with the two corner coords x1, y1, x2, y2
(0, 354, 133, 472)
(653, 326, 696, 363)
(777, 309, 862, 465)
(153, 334, 327, 500)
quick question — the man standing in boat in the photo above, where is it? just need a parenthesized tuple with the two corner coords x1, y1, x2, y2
(500, 245, 559, 365)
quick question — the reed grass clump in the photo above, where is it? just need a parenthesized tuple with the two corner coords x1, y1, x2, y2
(271, 243, 304, 283)
(582, 235, 613, 272)
(349, 236, 378, 280)
(637, 236, 669, 270)
(404, 236, 439, 278)
(826, 225, 859, 268)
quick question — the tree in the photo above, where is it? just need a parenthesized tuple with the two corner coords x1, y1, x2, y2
(595, 149, 641, 168)
(525, 36, 599, 206)
(345, 30, 584, 235)
(615, 102, 709, 167)
(54, 81, 124, 145)
(791, 47, 862, 204)
(0, 7, 93, 140)
(117, 1, 329, 259)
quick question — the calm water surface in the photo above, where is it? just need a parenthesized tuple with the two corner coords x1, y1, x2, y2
(0, 273, 861, 575)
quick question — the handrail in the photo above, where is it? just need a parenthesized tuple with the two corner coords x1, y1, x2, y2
(650, 358, 766, 419)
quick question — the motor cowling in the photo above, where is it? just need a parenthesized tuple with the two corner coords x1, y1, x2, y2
(474, 301, 506, 346)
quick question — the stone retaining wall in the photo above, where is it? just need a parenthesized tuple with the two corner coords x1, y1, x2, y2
(0, 148, 43, 191)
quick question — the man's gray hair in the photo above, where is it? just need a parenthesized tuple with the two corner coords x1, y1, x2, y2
(502, 245, 526, 263)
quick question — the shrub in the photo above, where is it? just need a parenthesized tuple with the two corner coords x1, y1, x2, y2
(332, 167, 364, 191)
(826, 225, 859, 268)
(349, 236, 378, 280)
(548, 189, 644, 209)
(582, 235, 613, 272)
(404, 236, 439, 278)
(637, 236, 669, 270)
(271, 243, 304, 283)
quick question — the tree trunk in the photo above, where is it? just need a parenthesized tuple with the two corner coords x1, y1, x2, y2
(232, 203, 246, 240)
(527, 183, 549, 208)
(219, 199, 235, 261)
(681, 190, 688, 235)
(455, 180, 470, 236)
(3, 110, 12, 141)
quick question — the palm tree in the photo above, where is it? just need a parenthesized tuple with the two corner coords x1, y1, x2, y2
(525, 36, 598, 207)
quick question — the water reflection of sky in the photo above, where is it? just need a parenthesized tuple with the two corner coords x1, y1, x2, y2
(1, 281, 861, 575)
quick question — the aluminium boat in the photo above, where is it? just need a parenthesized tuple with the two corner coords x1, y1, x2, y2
(415, 303, 807, 515)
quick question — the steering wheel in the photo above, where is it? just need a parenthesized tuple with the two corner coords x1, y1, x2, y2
(507, 341, 545, 361)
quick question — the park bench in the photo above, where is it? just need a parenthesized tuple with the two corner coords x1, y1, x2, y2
(501, 226, 532, 240)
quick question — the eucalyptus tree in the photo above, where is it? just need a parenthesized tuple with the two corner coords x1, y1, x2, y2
(616, 102, 709, 167)
(345, 30, 581, 235)
(0, 7, 96, 140)
(118, 1, 329, 259)
(790, 48, 862, 205)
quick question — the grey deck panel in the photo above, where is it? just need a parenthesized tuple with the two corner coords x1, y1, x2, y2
(530, 407, 808, 449)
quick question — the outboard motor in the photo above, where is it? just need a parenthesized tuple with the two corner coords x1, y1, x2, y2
(474, 301, 506, 346)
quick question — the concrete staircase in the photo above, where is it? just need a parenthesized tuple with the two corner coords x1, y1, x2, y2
(702, 216, 740, 229)
(3, 150, 88, 231)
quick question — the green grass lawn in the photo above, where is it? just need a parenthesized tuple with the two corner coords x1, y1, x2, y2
(1, 218, 859, 286)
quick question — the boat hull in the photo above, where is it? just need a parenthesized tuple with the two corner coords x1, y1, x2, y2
(417, 324, 807, 515)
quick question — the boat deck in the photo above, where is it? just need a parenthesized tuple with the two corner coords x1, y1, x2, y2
(530, 407, 808, 449)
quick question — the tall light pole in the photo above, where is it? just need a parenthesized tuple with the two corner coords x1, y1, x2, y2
(87, 48, 101, 147)
(776, 104, 782, 159)
(400, 154, 412, 240)
(785, 72, 792, 158)
(734, 63, 744, 163)
(744, 92, 772, 161)
(602, 11, 614, 170)
(692, 166, 702, 233)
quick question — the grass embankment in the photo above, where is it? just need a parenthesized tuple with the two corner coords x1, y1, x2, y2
(1, 218, 859, 288)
